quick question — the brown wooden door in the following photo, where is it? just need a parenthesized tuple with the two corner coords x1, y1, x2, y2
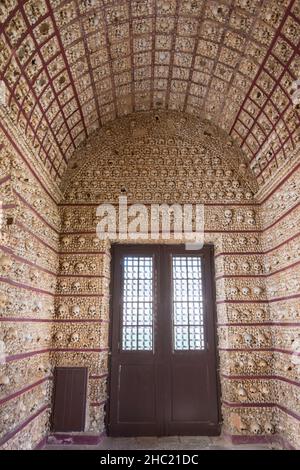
(108, 245, 220, 436)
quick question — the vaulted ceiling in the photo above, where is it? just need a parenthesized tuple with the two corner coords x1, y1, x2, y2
(1, 0, 299, 187)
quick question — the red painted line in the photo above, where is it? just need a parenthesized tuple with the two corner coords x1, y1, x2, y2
(217, 294, 300, 304)
(215, 260, 300, 280)
(54, 348, 109, 353)
(263, 201, 300, 231)
(230, 0, 295, 134)
(221, 373, 300, 388)
(90, 374, 109, 380)
(223, 400, 300, 422)
(0, 123, 59, 205)
(259, 161, 300, 204)
(57, 274, 108, 279)
(15, 221, 58, 254)
(0, 405, 49, 447)
(6, 349, 50, 363)
(0, 246, 57, 276)
(90, 401, 106, 407)
(218, 322, 300, 327)
(0, 376, 51, 405)
(219, 347, 300, 357)
(0, 317, 108, 323)
(263, 232, 300, 254)
(59, 251, 107, 255)
(215, 251, 263, 258)
(58, 293, 104, 298)
(1, 203, 16, 209)
(0, 278, 55, 296)
(0, 175, 11, 185)
(14, 191, 59, 234)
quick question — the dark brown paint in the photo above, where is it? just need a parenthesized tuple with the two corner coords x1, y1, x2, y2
(108, 244, 220, 436)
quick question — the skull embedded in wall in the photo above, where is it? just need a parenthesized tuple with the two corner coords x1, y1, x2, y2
(229, 261, 237, 272)
(71, 305, 80, 317)
(69, 332, 79, 343)
(229, 287, 239, 297)
(224, 209, 233, 222)
(88, 305, 97, 316)
(241, 286, 250, 296)
(54, 332, 63, 342)
(0, 254, 13, 272)
(244, 333, 254, 347)
(242, 262, 250, 272)
(75, 262, 85, 273)
(236, 214, 244, 223)
(61, 236, 71, 247)
(5, 327, 18, 341)
(0, 374, 10, 386)
(56, 304, 67, 316)
(264, 422, 275, 434)
(0, 293, 8, 309)
(61, 261, 70, 272)
(253, 286, 263, 296)
(237, 386, 248, 401)
(250, 422, 261, 434)
(59, 281, 68, 291)
(72, 281, 81, 292)
(78, 236, 85, 247)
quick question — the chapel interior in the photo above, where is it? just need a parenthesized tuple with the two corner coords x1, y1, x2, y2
(0, 0, 300, 451)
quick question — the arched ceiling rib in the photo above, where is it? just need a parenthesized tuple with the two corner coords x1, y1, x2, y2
(0, 0, 299, 187)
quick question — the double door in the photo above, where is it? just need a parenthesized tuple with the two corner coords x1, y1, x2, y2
(108, 244, 220, 436)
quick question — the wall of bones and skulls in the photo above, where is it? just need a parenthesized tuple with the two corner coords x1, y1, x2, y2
(1, 110, 299, 449)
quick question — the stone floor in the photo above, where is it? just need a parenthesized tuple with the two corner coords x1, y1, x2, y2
(45, 435, 276, 450)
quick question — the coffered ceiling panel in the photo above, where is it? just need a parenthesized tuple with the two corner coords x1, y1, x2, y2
(0, 0, 299, 187)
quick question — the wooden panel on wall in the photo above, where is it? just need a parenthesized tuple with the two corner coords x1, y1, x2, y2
(52, 367, 88, 432)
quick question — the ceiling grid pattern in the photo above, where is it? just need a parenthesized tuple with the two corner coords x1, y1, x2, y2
(0, 0, 299, 186)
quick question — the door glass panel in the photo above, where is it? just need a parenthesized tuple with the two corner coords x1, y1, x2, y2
(172, 256, 205, 350)
(122, 256, 153, 351)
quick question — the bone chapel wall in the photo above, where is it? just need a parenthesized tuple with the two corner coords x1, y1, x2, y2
(0, 112, 299, 449)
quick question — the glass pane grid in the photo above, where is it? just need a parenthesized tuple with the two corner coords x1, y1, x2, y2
(172, 256, 205, 351)
(122, 256, 153, 351)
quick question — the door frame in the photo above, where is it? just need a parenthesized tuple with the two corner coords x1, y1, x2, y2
(105, 243, 221, 435)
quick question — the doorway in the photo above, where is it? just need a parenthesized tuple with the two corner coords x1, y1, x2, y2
(108, 244, 220, 436)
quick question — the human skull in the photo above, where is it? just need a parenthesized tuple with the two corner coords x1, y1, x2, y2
(239, 236, 247, 245)
(61, 261, 70, 272)
(253, 286, 263, 296)
(59, 281, 68, 291)
(56, 304, 67, 316)
(5, 327, 18, 341)
(89, 262, 97, 272)
(229, 262, 237, 271)
(54, 332, 63, 342)
(75, 262, 85, 273)
(78, 236, 85, 247)
(264, 422, 275, 434)
(69, 332, 79, 343)
(236, 214, 244, 223)
(242, 262, 250, 272)
(253, 262, 262, 272)
(258, 359, 268, 369)
(71, 305, 80, 316)
(92, 237, 100, 246)
(224, 209, 233, 219)
(237, 386, 247, 401)
(250, 422, 261, 434)
(241, 286, 250, 296)
(230, 287, 239, 296)
(0, 293, 8, 309)
(244, 333, 254, 346)
(61, 236, 71, 247)
(72, 281, 81, 292)
(0, 374, 10, 386)
(88, 305, 97, 316)
(0, 255, 13, 271)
